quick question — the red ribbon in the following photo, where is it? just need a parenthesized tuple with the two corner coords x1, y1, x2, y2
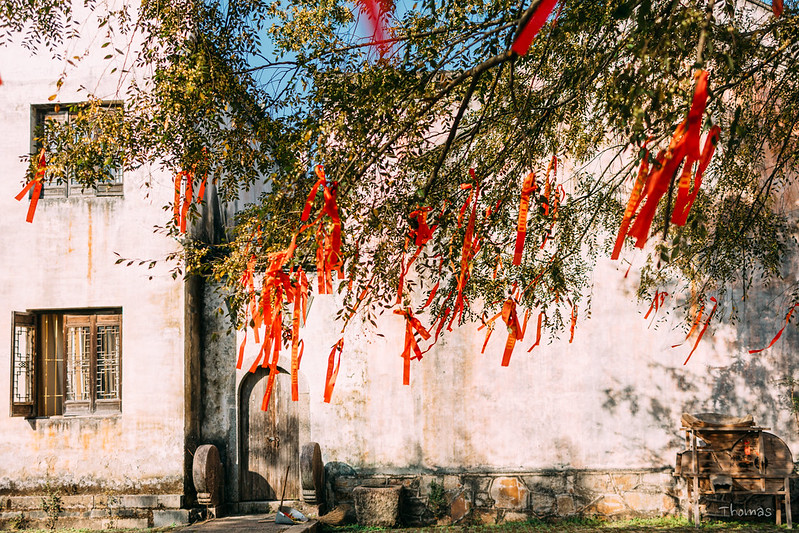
(644, 290, 668, 320)
(773, 0, 783, 17)
(513, 172, 537, 265)
(358, 0, 392, 56)
(749, 303, 799, 354)
(527, 312, 544, 352)
(671, 125, 720, 226)
(409, 207, 436, 246)
(568, 304, 577, 343)
(511, 0, 560, 56)
(304, 165, 343, 292)
(454, 170, 480, 327)
(611, 148, 649, 260)
(291, 268, 308, 401)
(616, 70, 716, 252)
(683, 296, 717, 365)
(16, 149, 46, 223)
(324, 339, 344, 403)
(173, 170, 195, 233)
(672, 301, 705, 348)
(501, 299, 524, 366)
(394, 308, 431, 385)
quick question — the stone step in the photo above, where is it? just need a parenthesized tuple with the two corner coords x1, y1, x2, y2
(2, 493, 184, 510)
(0, 508, 191, 529)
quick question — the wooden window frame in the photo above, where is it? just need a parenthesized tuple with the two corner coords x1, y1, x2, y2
(30, 103, 124, 198)
(10, 312, 36, 417)
(64, 313, 122, 416)
(9, 310, 121, 418)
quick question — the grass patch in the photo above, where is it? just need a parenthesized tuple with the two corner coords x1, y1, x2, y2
(321, 516, 791, 532)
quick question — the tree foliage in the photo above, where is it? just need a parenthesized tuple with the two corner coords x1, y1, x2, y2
(4, 0, 799, 340)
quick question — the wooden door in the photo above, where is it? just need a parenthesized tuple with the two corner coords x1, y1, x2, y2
(239, 368, 299, 501)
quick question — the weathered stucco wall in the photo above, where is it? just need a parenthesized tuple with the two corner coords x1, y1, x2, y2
(0, 21, 188, 494)
(231, 255, 799, 477)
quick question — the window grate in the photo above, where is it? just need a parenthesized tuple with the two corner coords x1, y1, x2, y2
(12, 325, 34, 403)
(66, 326, 91, 402)
(96, 325, 120, 400)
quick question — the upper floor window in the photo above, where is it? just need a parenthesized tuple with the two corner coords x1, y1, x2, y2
(10, 309, 122, 417)
(31, 102, 124, 198)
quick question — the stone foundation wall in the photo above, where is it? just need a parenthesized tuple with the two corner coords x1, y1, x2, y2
(0, 493, 191, 529)
(327, 469, 680, 526)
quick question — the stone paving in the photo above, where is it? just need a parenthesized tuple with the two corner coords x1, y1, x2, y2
(178, 513, 318, 533)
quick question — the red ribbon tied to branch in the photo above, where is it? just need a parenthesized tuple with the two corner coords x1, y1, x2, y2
(749, 303, 799, 354)
(324, 338, 344, 403)
(513, 172, 537, 265)
(453, 171, 480, 327)
(683, 296, 717, 365)
(358, 0, 393, 56)
(173, 171, 196, 234)
(500, 299, 525, 366)
(773, 0, 783, 17)
(644, 290, 668, 320)
(394, 308, 431, 385)
(615, 70, 716, 253)
(303, 165, 343, 293)
(512, 0, 560, 56)
(16, 149, 46, 223)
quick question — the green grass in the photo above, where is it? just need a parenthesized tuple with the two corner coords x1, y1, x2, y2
(322, 516, 792, 532)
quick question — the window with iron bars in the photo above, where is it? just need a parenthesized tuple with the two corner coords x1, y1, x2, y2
(10, 310, 121, 417)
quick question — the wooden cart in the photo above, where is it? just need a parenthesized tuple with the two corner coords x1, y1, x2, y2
(675, 413, 796, 528)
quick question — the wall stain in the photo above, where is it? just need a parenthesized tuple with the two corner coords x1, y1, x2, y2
(87, 202, 92, 281)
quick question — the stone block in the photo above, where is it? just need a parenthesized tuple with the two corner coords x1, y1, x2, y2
(575, 473, 613, 494)
(502, 511, 529, 523)
(395, 477, 420, 493)
(119, 494, 158, 508)
(523, 474, 565, 494)
(153, 509, 191, 527)
(530, 493, 555, 514)
(489, 477, 529, 510)
(157, 494, 184, 508)
(60, 495, 93, 509)
(472, 476, 493, 492)
(556, 494, 575, 515)
(593, 494, 626, 516)
(640, 472, 675, 489)
(450, 492, 470, 522)
(611, 473, 640, 491)
(476, 510, 498, 524)
(5, 496, 40, 510)
(353, 485, 401, 527)
(623, 491, 667, 512)
(419, 475, 442, 496)
(473, 492, 490, 507)
(109, 517, 151, 528)
(443, 475, 462, 491)
(625, 492, 676, 513)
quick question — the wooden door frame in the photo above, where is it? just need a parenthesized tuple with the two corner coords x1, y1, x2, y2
(237, 367, 299, 502)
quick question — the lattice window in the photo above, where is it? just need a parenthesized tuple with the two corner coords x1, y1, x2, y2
(10, 312, 35, 417)
(10, 310, 121, 417)
(96, 324, 120, 400)
(66, 324, 92, 402)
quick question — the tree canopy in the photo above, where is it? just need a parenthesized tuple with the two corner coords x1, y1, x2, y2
(3, 0, 799, 348)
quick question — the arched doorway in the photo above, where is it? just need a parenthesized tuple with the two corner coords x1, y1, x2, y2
(239, 368, 299, 501)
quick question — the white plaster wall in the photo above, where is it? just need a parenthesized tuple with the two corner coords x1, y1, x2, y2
(231, 251, 799, 475)
(0, 4, 186, 492)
